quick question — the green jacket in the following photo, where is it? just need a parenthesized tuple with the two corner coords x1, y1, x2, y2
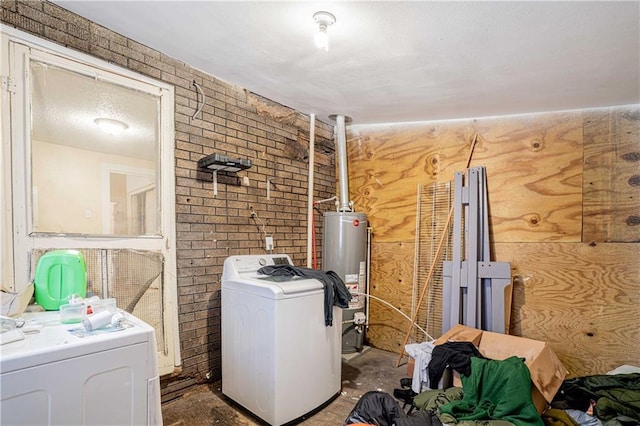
(439, 356, 543, 426)
(554, 373, 640, 421)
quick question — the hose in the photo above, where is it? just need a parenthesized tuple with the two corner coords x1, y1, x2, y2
(351, 291, 434, 341)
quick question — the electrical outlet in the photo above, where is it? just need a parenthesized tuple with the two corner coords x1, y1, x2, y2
(265, 236, 274, 251)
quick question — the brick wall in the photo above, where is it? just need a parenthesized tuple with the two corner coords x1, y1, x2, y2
(1, 0, 337, 401)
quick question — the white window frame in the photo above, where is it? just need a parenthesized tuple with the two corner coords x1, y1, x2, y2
(0, 27, 180, 375)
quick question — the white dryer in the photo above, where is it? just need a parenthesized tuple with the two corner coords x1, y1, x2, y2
(221, 254, 342, 426)
(0, 311, 162, 426)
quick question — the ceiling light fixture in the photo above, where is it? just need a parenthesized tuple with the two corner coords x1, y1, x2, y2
(94, 118, 129, 135)
(313, 11, 336, 51)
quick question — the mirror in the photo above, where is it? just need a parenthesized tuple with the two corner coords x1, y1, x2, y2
(30, 61, 161, 236)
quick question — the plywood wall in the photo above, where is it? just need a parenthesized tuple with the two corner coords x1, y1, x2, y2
(347, 106, 640, 377)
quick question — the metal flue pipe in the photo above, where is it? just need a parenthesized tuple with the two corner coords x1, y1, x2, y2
(332, 114, 352, 212)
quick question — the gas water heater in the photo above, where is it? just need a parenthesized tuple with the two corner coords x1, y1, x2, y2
(322, 114, 368, 354)
(322, 211, 367, 353)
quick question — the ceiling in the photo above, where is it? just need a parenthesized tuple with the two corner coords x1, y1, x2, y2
(54, 1, 640, 126)
(31, 61, 158, 159)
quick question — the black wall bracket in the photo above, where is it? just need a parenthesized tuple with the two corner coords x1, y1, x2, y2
(198, 153, 252, 173)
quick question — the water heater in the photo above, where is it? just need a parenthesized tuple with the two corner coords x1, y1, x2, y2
(322, 211, 367, 353)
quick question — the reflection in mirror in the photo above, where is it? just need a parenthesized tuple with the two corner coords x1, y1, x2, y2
(30, 61, 161, 236)
(108, 171, 158, 236)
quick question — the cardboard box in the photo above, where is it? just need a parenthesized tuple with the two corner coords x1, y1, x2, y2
(407, 357, 415, 377)
(436, 324, 568, 414)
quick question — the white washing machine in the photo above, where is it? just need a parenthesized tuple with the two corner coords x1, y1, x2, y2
(0, 311, 162, 426)
(222, 254, 342, 426)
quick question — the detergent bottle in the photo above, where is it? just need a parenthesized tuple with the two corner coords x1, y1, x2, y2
(34, 250, 87, 310)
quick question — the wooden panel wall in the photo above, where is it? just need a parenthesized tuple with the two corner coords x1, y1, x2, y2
(349, 113, 584, 243)
(367, 241, 415, 351)
(494, 242, 639, 377)
(347, 106, 640, 376)
(584, 108, 640, 242)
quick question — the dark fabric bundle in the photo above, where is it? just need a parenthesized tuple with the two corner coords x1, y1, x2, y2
(427, 341, 484, 388)
(257, 264, 351, 326)
(551, 373, 640, 421)
(344, 391, 443, 426)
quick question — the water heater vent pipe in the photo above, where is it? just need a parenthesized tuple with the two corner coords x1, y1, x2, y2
(330, 114, 352, 212)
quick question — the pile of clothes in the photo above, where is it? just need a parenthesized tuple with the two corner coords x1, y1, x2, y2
(344, 341, 640, 426)
(548, 367, 640, 426)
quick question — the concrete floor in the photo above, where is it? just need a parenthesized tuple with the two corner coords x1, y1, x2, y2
(162, 347, 411, 425)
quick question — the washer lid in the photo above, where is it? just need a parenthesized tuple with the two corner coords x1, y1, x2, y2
(0, 311, 152, 374)
(223, 276, 323, 299)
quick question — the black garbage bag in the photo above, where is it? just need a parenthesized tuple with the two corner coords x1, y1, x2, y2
(344, 390, 443, 426)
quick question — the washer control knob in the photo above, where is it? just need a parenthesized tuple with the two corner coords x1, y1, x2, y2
(258, 258, 267, 266)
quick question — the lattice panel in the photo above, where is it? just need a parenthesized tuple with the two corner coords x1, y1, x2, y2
(412, 182, 453, 343)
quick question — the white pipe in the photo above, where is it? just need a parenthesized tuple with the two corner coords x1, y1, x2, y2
(366, 226, 372, 329)
(315, 196, 337, 205)
(351, 291, 433, 340)
(266, 177, 270, 200)
(335, 114, 351, 212)
(306, 114, 316, 268)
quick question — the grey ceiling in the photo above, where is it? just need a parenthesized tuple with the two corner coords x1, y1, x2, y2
(54, 1, 640, 125)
